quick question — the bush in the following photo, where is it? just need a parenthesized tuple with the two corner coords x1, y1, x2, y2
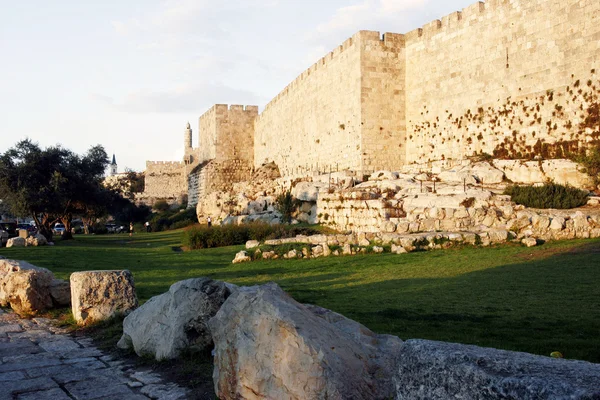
(184, 222, 322, 250)
(504, 183, 589, 209)
(275, 191, 299, 223)
(149, 208, 197, 232)
(153, 199, 170, 212)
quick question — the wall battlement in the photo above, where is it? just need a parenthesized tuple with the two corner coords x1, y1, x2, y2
(146, 161, 183, 167)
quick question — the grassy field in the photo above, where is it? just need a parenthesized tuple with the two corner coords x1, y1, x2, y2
(1, 230, 599, 363)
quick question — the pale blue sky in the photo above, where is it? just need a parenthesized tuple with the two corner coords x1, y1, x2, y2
(0, 0, 475, 172)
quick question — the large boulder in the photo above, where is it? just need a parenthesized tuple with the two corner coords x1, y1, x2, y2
(208, 283, 402, 400)
(0, 259, 54, 315)
(70, 270, 138, 325)
(6, 237, 26, 248)
(394, 339, 600, 399)
(541, 159, 593, 189)
(118, 278, 235, 360)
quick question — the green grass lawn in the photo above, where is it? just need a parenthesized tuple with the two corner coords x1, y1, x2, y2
(2, 230, 599, 363)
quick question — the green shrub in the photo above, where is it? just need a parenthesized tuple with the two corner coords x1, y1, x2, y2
(275, 191, 299, 223)
(504, 183, 589, 209)
(149, 208, 197, 232)
(183, 222, 322, 250)
(153, 199, 170, 212)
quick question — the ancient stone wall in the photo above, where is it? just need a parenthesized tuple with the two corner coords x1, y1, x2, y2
(360, 32, 406, 172)
(404, 0, 600, 164)
(187, 160, 253, 208)
(254, 33, 364, 176)
(143, 161, 187, 198)
(199, 105, 258, 163)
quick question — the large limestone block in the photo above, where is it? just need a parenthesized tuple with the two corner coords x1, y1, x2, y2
(493, 160, 546, 184)
(394, 340, 600, 399)
(209, 283, 402, 400)
(6, 237, 26, 248)
(541, 159, 592, 189)
(468, 162, 505, 184)
(0, 259, 54, 315)
(292, 181, 328, 202)
(70, 270, 138, 325)
(118, 278, 235, 360)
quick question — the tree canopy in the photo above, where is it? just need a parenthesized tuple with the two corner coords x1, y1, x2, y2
(0, 140, 109, 239)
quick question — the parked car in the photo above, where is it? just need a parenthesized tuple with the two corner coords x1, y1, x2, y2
(105, 224, 126, 234)
(53, 223, 66, 235)
(17, 223, 37, 234)
(0, 222, 17, 246)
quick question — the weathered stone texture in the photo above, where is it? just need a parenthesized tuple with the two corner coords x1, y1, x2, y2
(143, 161, 187, 199)
(209, 283, 403, 400)
(117, 278, 234, 360)
(0, 260, 54, 316)
(70, 270, 138, 325)
(394, 339, 600, 399)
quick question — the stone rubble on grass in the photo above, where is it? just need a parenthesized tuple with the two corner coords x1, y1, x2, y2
(118, 278, 236, 360)
(245, 240, 260, 249)
(522, 237, 538, 247)
(26, 233, 48, 247)
(6, 237, 26, 248)
(0, 259, 69, 316)
(70, 270, 138, 325)
(232, 250, 251, 264)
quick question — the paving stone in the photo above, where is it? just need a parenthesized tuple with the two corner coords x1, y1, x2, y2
(0, 354, 63, 372)
(38, 338, 81, 352)
(0, 376, 59, 398)
(9, 329, 54, 341)
(128, 381, 144, 388)
(27, 362, 114, 384)
(130, 370, 163, 384)
(0, 323, 23, 333)
(100, 394, 150, 400)
(17, 387, 72, 400)
(0, 370, 26, 381)
(140, 383, 189, 400)
(65, 378, 138, 400)
(0, 339, 42, 358)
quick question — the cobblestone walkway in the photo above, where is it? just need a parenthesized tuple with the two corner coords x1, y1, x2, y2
(0, 308, 189, 399)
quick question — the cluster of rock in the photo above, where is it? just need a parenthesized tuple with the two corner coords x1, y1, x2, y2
(6, 232, 50, 248)
(0, 259, 137, 326)
(115, 278, 600, 399)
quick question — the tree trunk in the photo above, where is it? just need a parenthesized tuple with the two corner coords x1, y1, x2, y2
(61, 214, 74, 240)
(34, 214, 53, 242)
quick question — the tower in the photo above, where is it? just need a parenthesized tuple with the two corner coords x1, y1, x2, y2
(110, 154, 118, 176)
(184, 122, 192, 150)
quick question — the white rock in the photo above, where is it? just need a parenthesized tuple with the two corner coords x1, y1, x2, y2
(118, 278, 235, 360)
(208, 283, 402, 399)
(369, 170, 399, 181)
(6, 237, 26, 248)
(522, 237, 538, 247)
(245, 240, 260, 249)
(0, 259, 54, 316)
(26, 233, 48, 247)
(70, 270, 138, 325)
(232, 251, 251, 264)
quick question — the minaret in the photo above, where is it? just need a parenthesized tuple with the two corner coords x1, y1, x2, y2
(184, 122, 192, 150)
(110, 154, 118, 176)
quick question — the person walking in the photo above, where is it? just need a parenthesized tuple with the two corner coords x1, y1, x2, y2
(129, 222, 134, 237)
(145, 221, 151, 233)
(207, 216, 212, 227)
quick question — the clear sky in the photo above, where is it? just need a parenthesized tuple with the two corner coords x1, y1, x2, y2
(0, 0, 475, 173)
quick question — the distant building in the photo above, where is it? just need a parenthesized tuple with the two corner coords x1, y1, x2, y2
(110, 154, 118, 176)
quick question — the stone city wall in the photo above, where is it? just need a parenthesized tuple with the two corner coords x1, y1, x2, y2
(143, 161, 187, 199)
(404, 0, 600, 164)
(254, 33, 364, 176)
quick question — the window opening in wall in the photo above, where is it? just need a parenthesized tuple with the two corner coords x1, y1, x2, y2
(506, 48, 510, 69)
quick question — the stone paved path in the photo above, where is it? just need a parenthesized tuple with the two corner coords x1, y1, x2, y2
(0, 308, 189, 400)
